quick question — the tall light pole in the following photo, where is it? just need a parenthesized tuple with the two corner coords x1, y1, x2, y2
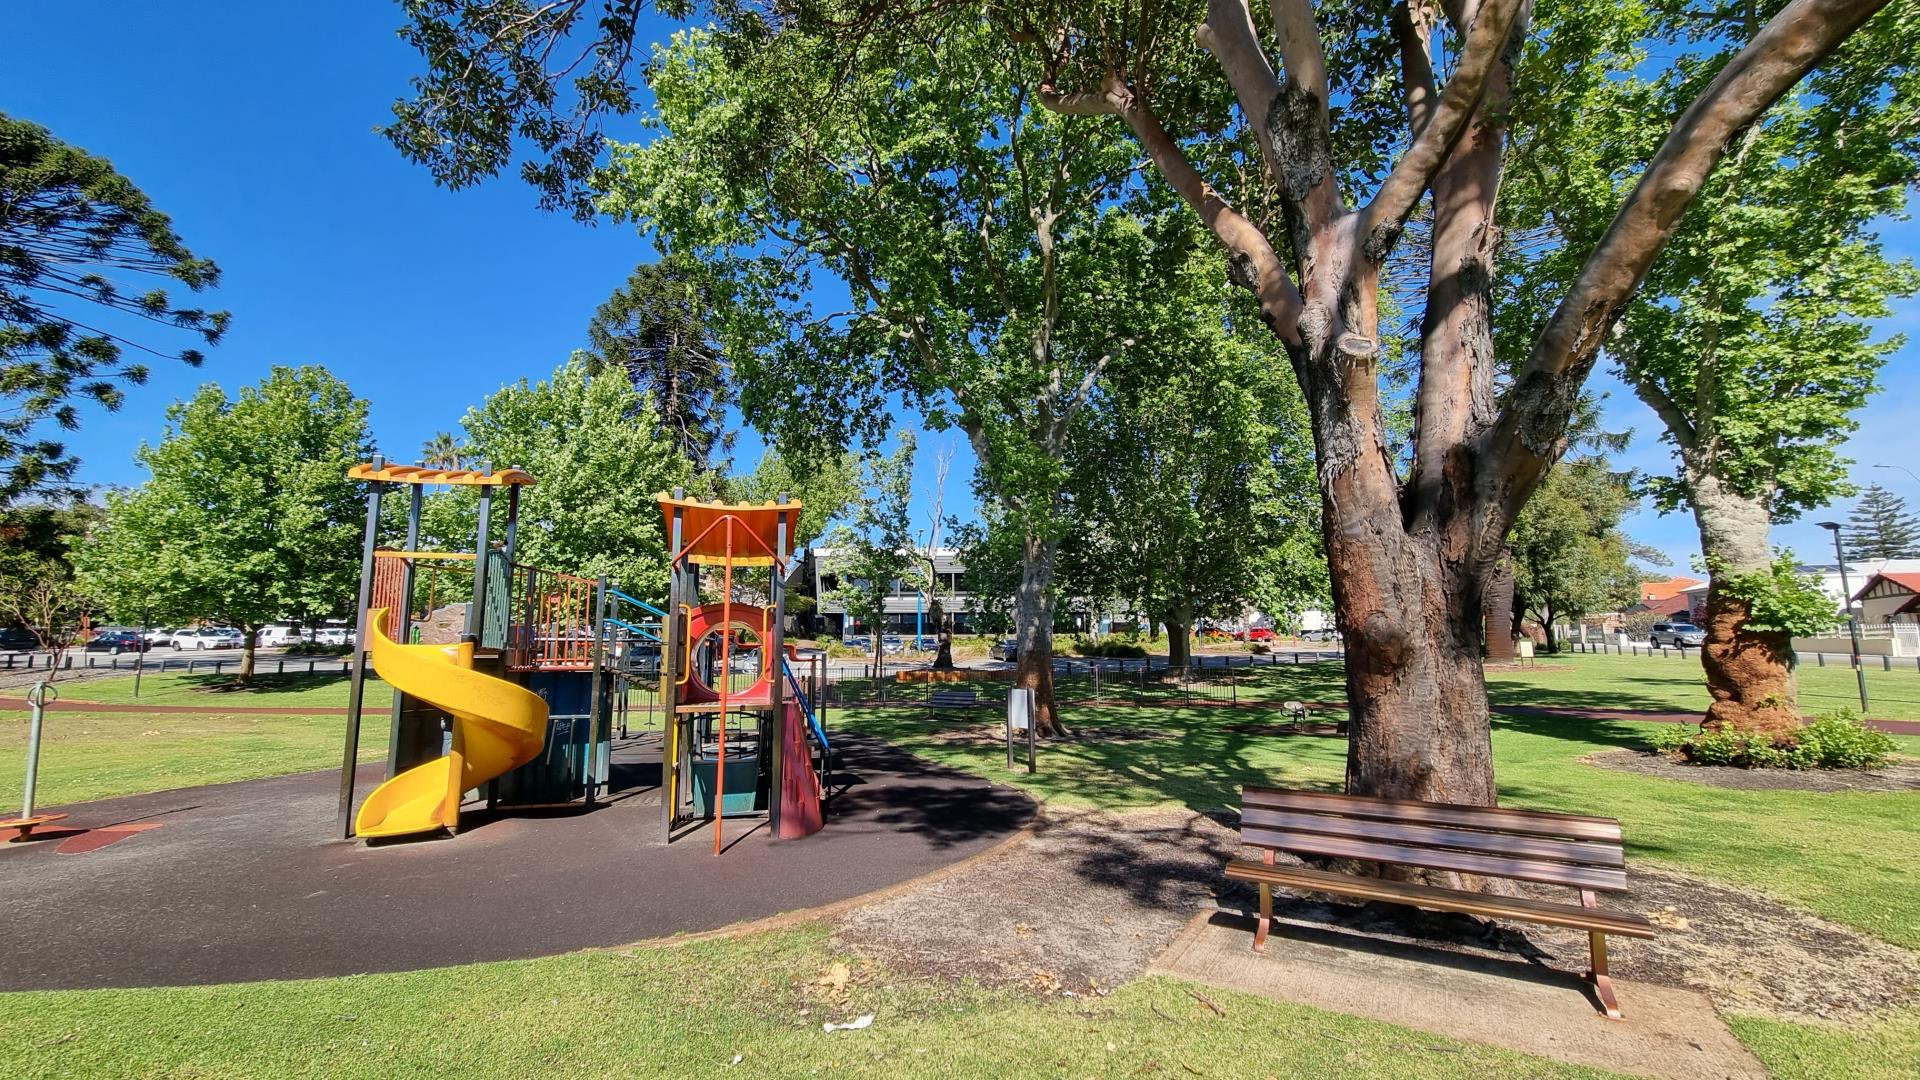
(1817, 521, 1870, 713)
(1873, 463, 1920, 487)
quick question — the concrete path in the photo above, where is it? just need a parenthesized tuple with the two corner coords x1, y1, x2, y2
(0, 732, 1034, 991)
(1152, 911, 1766, 1080)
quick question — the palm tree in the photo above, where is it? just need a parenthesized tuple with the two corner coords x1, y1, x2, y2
(421, 432, 463, 470)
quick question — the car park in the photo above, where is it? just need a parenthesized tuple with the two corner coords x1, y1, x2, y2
(1648, 622, 1706, 649)
(171, 627, 246, 650)
(144, 627, 174, 646)
(2, 626, 44, 652)
(989, 637, 1018, 662)
(84, 630, 152, 654)
(313, 627, 356, 647)
(1234, 626, 1276, 642)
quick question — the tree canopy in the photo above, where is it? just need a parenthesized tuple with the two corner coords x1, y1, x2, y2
(1, 114, 229, 506)
(1845, 484, 1920, 561)
(77, 366, 372, 680)
(423, 356, 694, 598)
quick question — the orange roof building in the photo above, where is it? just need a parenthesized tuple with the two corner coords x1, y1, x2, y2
(1638, 576, 1701, 604)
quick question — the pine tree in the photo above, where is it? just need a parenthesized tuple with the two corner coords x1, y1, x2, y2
(583, 255, 729, 471)
(1845, 485, 1920, 560)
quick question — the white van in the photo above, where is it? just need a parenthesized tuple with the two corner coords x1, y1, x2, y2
(256, 625, 308, 648)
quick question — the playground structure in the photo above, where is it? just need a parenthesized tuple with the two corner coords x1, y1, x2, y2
(333, 460, 828, 848)
(657, 491, 827, 851)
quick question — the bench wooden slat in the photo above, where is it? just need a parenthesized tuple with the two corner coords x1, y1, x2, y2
(1241, 823, 1630, 893)
(1225, 860, 1654, 938)
(1240, 806, 1625, 869)
(1243, 785, 1622, 843)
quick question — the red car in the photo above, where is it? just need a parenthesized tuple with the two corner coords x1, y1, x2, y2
(1233, 626, 1276, 642)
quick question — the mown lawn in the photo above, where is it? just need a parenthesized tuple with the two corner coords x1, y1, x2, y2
(0, 925, 1619, 1080)
(0, 708, 389, 808)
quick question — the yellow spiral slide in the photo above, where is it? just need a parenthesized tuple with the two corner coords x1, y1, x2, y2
(353, 608, 549, 838)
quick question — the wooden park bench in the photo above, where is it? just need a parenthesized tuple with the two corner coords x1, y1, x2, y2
(1225, 785, 1654, 1019)
(925, 687, 979, 717)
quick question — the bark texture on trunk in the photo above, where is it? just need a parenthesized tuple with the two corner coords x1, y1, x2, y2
(1691, 474, 1800, 736)
(929, 596, 955, 670)
(1164, 601, 1194, 672)
(1483, 557, 1516, 661)
(240, 629, 259, 683)
(1015, 532, 1064, 735)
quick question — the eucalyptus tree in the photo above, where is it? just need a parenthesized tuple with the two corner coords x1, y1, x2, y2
(594, 21, 1180, 732)
(1026, 0, 1896, 800)
(1, 114, 228, 505)
(1497, 0, 1919, 734)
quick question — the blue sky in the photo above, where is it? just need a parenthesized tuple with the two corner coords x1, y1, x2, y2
(4, 2, 1914, 567)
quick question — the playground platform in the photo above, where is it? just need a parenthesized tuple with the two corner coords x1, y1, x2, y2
(0, 732, 1034, 991)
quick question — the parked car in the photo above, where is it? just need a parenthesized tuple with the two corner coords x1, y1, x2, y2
(171, 627, 246, 650)
(256, 625, 308, 648)
(313, 627, 356, 647)
(1300, 627, 1341, 643)
(84, 630, 152, 654)
(1, 626, 43, 652)
(1234, 626, 1276, 642)
(143, 627, 174, 646)
(881, 635, 906, 654)
(989, 638, 1019, 662)
(1648, 622, 1706, 649)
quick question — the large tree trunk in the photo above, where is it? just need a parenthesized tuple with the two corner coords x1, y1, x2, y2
(240, 627, 259, 683)
(1014, 532, 1064, 736)
(1691, 472, 1800, 736)
(1163, 600, 1194, 672)
(928, 595, 955, 670)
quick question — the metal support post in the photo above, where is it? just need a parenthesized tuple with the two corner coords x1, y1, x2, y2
(338, 456, 387, 838)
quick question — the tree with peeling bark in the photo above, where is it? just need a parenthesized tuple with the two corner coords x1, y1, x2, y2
(593, 23, 1177, 735)
(1023, 0, 1897, 801)
(1496, 0, 1918, 735)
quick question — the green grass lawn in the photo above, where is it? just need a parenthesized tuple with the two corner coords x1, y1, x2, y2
(1482, 651, 1920, 721)
(0, 707, 389, 808)
(0, 924, 1618, 1080)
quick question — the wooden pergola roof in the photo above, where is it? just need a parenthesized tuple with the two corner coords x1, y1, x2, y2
(347, 463, 536, 487)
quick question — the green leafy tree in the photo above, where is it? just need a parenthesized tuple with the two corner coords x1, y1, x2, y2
(423, 356, 694, 599)
(584, 255, 733, 470)
(1498, 0, 1919, 734)
(1508, 459, 1643, 652)
(1844, 484, 1920, 561)
(727, 447, 860, 551)
(824, 437, 917, 678)
(596, 22, 1177, 735)
(76, 367, 372, 681)
(0, 504, 105, 675)
(1, 114, 229, 505)
(1064, 226, 1324, 670)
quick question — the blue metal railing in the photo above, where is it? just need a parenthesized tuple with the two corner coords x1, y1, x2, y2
(781, 656, 830, 755)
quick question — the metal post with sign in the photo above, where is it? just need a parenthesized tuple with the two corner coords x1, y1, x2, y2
(1006, 686, 1036, 773)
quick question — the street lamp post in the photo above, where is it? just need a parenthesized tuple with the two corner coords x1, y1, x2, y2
(1816, 521, 1870, 713)
(1872, 463, 1920, 487)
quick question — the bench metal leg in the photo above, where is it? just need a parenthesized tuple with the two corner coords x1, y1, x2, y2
(1588, 931, 1622, 1019)
(1254, 882, 1272, 952)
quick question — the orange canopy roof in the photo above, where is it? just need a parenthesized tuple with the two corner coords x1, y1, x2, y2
(348, 463, 535, 487)
(656, 494, 803, 568)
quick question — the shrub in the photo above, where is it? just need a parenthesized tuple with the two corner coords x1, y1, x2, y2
(284, 641, 351, 657)
(1652, 708, 1896, 769)
(1071, 636, 1148, 659)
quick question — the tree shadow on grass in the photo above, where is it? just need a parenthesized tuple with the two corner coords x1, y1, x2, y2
(1493, 710, 1669, 752)
(172, 672, 355, 695)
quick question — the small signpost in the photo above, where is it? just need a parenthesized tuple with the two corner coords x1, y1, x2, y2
(1006, 686, 1036, 774)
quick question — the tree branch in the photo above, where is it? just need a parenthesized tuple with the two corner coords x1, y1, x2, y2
(1038, 72, 1305, 344)
(1195, 0, 1283, 176)
(1268, 0, 1329, 106)
(1484, 0, 1893, 521)
(1628, 371, 1698, 450)
(1393, 1, 1438, 138)
(1364, 0, 1529, 255)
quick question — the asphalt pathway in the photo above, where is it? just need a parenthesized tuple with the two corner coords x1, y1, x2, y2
(0, 732, 1034, 991)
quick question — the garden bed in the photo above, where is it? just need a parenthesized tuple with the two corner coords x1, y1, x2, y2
(1584, 749, 1920, 792)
